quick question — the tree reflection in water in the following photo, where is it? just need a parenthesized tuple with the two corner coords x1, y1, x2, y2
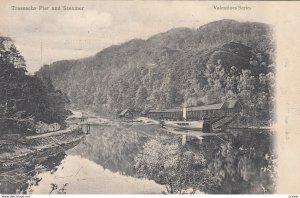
(69, 124, 276, 194)
(0, 124, 275, 194)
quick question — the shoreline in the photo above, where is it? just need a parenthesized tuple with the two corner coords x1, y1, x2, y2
(0, 128, 85, 168)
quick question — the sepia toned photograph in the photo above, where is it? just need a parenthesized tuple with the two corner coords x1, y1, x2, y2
(0, 0, 299, 195)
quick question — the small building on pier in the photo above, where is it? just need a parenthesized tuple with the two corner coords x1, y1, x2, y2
(119, 109, 133, 120)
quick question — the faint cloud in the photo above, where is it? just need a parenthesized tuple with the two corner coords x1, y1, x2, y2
(0, 0, 273, 73)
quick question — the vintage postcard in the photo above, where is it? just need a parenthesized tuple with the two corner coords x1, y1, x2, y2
(0, 0, 300, 195)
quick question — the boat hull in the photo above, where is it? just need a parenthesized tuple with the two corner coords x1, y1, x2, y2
(162, 120, 204, 131)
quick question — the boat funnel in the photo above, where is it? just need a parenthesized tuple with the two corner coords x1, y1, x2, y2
(183, 107, 187, 121)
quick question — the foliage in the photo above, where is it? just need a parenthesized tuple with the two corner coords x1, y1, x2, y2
(0, 37, 70, 135)
(49, 183, 58, 195)
(48, 183, 69, 195)
(37, 20, 275, 125)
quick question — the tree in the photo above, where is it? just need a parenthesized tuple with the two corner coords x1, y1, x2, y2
(0, 37, 70, 135)
(225, 66, 239, 95)
(203, 63, 226, 103)
(135, 87, 148, 110)
(165, 86, 184, 108)
(237, 70, 256, 95)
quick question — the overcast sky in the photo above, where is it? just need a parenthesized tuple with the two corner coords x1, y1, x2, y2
(0, 1, 278, 73)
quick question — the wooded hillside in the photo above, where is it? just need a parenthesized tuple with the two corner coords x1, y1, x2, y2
(37, 20, 275, 125)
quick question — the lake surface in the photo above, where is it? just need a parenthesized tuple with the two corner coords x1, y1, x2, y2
(0, 122, 276, 194)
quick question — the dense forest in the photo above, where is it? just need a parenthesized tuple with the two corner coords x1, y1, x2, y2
(37, 19, 275, 125)
(0, 37, 70, 135)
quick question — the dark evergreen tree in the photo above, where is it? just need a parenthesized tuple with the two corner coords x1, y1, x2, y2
(0, 37, 70, 135)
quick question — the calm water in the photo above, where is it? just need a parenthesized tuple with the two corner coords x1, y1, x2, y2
(0, 123, 276, 194)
